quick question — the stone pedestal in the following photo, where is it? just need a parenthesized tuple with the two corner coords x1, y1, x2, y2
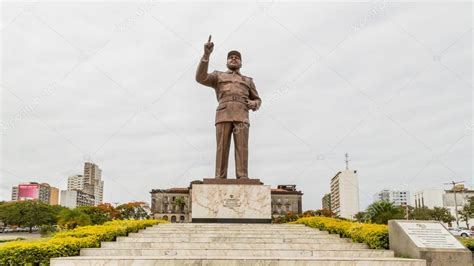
(389, 220, 472, 266)
(191, 178, 271, 223)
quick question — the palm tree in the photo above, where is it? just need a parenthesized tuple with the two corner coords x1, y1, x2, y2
(57, 208, 91, 229)
(366, 201, 404, 224)
(174, 197, 186, 213)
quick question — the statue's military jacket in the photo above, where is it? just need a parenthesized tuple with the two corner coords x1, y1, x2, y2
(196, 58, 262, 125)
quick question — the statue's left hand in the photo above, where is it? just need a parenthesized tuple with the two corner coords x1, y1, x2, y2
(246, 100, 258, 111)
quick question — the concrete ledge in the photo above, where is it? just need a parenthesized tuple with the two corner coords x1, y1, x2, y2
(51, 256, 426, 266)
(192, 218, 271, 223)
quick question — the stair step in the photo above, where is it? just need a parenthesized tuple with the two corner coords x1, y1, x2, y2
(130, 232, 339, 239)
(80, 248, 395, 258)
(101, 241, 369, 250)
(51, 256, 426, 266)
(142, 229, 328, 234)
(116, 236, 351, 244)
(153, 224, 306, 227)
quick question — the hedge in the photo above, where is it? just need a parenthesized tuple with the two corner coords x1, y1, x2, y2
(0, 219, 167, 265)
(459, 238, 474, 251)
(290, 216, 389, 249)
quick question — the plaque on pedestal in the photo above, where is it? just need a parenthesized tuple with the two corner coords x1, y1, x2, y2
(389, 220, 472, 266)
(191, 179, 271, 223)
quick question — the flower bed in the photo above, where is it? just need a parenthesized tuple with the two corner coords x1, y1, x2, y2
(290, 216, 389, 249)
(0, 219, 166, 265)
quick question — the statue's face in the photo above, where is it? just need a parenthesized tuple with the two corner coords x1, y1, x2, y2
(226, 55, 242, 71)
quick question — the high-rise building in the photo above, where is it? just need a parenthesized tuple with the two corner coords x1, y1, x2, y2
(67, 174, 85, 191)
(83, 162, 104, 205)
(11, 186, 18, 201)
(322, 193, 331, 210)
(49, 186, 59, 205)
(11, 182, 59, 204)
(67, 163, 104, 206)
(84, 162, 102, 184)
(330, 169, 359, 219)
(93, 179, 104, 205)
(373, 189, 410, 206)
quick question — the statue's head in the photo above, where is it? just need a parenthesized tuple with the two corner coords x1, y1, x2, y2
(226, 50, 242, 71)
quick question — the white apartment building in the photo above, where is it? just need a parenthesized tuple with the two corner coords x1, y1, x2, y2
(330, 169, 359, 219)
(67, 174, 85, 190)
(93, 179, 104, 206)
(60, 189, 95, 208)
(374, 189, 410, 206)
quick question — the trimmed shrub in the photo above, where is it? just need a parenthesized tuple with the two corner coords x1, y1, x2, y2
(459, 238, 474, 251)
(0, 219, 167, 265)
(290, 216, 389, 249)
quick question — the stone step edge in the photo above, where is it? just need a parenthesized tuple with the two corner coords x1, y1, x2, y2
(82, 248, 393, 253)
(51, 256, 425, 262)
(130, 234, 339, 238)
(102, 241, 366, 246)
(81, 247, 395, 256)
(115, 239, 351, 243)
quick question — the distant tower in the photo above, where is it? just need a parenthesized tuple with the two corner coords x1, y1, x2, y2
(330, 153, 359, 219)
(345, 153, 350, 170)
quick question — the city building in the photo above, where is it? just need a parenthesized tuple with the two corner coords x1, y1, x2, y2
(271, 185, 303, 216)
(93, 179, 104, 206)
(67, 174, 86, 191)
(84, 162, 102, 184)
(11, 186, 18, 201)
(150, 182, 303, 223)
(151, 187, 191, 223)
(330, 169, 360, 219)
(412, 189, 444, 208)
(322, 193, 331, 210)
(49, 186, 59, 205)
(373, 189, 410, 206)
(443, 186, 474, 228)
(10, 182, 59, 204)
(66, 163, 105, 206)
(84, 162, 104, 205)
(60, 189, 95, 208)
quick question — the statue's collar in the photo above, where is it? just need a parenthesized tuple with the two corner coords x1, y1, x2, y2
(226, 69, 241, 75)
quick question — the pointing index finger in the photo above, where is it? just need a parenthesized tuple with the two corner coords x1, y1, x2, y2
(208, 35, 212, 43)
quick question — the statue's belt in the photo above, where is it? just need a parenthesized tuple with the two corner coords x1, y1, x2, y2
(218, 95, 248, 105)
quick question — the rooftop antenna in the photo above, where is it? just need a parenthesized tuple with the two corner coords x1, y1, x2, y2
(345, 153, 350, 170)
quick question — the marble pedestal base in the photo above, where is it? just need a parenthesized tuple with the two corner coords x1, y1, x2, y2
(191, 181, 271, 223)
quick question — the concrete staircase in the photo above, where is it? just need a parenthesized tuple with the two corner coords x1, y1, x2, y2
(51, 223, 426, 265)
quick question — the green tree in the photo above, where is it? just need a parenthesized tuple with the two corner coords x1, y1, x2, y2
(458, 204, 473, 229)
(116, 202, 150, 220)
(97, 203, 120, 220)
(411, 206, 432, 220)
(366, 201, 404, 224)
(431, 207, 455, 223)
(0, 201, 56, 232)
(57, 208, 91, 229)
(314, 208, 335, 217)
(77, 206, 110, 225)
(354, 211, 369, 222)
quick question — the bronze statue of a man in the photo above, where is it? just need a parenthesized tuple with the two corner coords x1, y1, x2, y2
(195, 37, 261, 179)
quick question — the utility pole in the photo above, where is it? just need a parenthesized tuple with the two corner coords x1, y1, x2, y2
(444, 181, 465, 228)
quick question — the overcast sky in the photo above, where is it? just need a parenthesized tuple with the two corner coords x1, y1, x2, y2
(1, 1, 472, 210)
